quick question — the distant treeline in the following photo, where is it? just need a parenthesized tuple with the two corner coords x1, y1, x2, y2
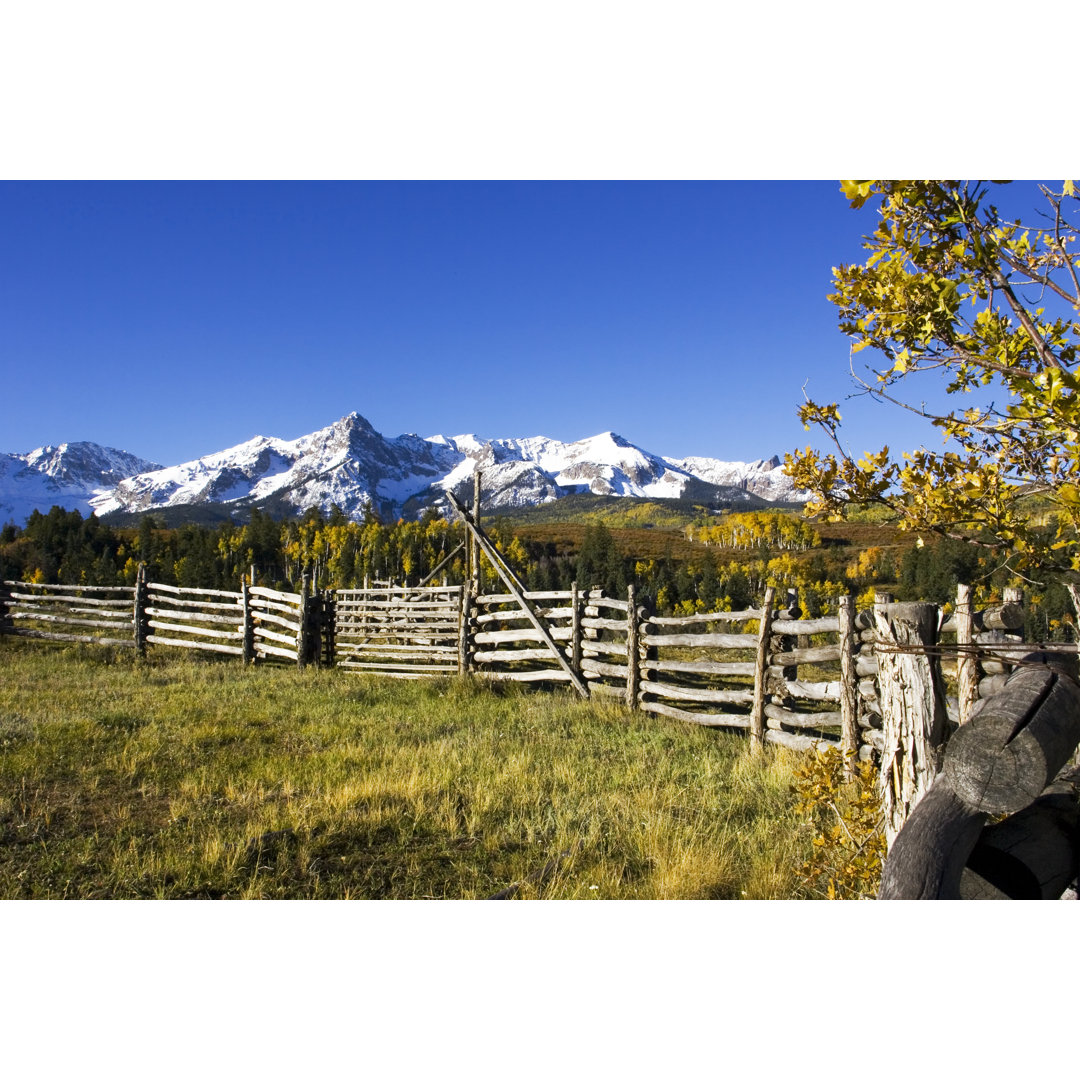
(1, 504, 1076, 634)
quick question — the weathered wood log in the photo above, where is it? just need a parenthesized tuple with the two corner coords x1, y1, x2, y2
(773, 643, 842, 666)
(474, 606, 573, 625)
(472, 647, 567, 665)
(581, 616, 629, 633)
(8, 611, 133, 631)
(248, 596, 305, 619)
(4, 627, 135, 647)
(959, 767, 1080, 900)
(638, 698, 752, 729)
(586, 591, 630, 612)
(764, 729, 838, 752)
(640, 630, 758, 649)
(474, 627, 572, 646)
(240, 581, 255, 664)
(942, 658, 1080, 815)
(647, 608, 763, 626)
(839, 595, 859, 775)
(459, 582, 473, 675)
(580, 657, 630, 680)
(147, 620, 242, 641)
(764, 703, 842, 728)
(251, 625, 298, 647)
(771, 678, 842, 702)
(144, 607, 242, 626)
(151, 582, 244, 600)
(65, 605, 137, 619)
(3, 580, 133, 595)
(625, 584, 640, 710)
(337, 585, 461, 597)
(874, 601, 948, 847)
(250, 610, 302, 634)
(861, 728, 885, 751)
(5, 591, 134, 609)
(643, 682, 754, 706)
(580, 639, 629, 658)
(878, 774, 988, 899)
(952, 583, 979, 729)
(474, 590, 572, 606)
(751, 586, 776, 754)
(770, 616, 840, 635)
(643, 658, 756, 677)
(855, 655, 879, 678)
(145, 634, 245, 657)
(143, 594, 241, 612)
(978, 673, 1008, 698)
(248, 584, 302, 604)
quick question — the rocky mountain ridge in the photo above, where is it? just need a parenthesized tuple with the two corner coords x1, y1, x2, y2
(2, 413, 807, 525)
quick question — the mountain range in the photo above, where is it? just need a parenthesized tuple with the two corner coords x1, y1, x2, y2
(1, 412, 807, 526)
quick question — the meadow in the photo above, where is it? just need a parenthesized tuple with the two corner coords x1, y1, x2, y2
(0, 640, 812, 899)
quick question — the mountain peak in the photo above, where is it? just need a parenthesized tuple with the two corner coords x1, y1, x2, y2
(2, 416, 806, 526)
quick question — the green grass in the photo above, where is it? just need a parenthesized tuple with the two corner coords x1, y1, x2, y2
(0, 640, 812, 899)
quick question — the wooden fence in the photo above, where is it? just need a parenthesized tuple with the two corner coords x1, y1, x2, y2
(335, 584, 462, 678)
(0, 570, 1065, 762)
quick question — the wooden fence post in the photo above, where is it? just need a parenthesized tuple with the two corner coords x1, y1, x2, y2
(838, 595, 858, 776)
(955, 582, 978, 725)
(240, 580, 255, 664)
(751, 585, 776, 754)
(459, 582, 474, 676)
(874, 600, 948, 847)
(297, 572, 310, 670)
(625, 583, 639, 710)
(470, 471, 482, 593)
(570, 581, 582, 673)
(133, 563, 148, 656)
(321, 589, 335, 668)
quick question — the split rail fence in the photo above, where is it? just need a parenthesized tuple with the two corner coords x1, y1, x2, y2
(0, 569, 1050, 760)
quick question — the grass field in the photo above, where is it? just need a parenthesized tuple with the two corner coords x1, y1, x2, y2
(0, 641, 813, 899)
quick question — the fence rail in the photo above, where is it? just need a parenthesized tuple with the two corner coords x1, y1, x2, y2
(1, 570, 1070, 760)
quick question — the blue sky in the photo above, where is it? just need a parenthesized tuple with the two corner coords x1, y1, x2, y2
(3, 178, 955, 468)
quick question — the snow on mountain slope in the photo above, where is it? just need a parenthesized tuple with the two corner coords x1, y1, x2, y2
(663, 453, 804, 503)
(2, 412, 806, 525)
(0, 442, 160, 524)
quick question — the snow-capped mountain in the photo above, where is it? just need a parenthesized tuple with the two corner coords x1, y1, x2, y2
(1, 413, 807, 525)
(0, 442, 161, 524)
(663, 453, 802, 503)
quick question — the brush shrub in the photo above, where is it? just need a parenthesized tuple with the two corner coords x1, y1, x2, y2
(791, 747, 886, 899)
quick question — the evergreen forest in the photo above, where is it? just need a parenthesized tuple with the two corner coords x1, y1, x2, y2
(2, 503, 1076, 641)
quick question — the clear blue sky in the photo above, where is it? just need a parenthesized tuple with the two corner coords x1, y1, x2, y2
(0, 180, 1023, 467)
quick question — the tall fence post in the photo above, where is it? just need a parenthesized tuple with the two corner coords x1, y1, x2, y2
(838, 595, 858, 776)
(955, 582, 977, 724)
(625, 583, 639, 710)
(874, 600, 948, 847)
(570, 581, 582, 673)
(321, 589, 335, 668)
(297, 572, 310, 670)
(751, 585, 777, 754)
(470, 471, 482, 594)
(133, 563, 148, 656)
(240, 580, 255, 664)
(459, 581, 473, 676)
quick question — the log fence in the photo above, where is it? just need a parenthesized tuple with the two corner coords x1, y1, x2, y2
(2, 571, 1075, 768)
